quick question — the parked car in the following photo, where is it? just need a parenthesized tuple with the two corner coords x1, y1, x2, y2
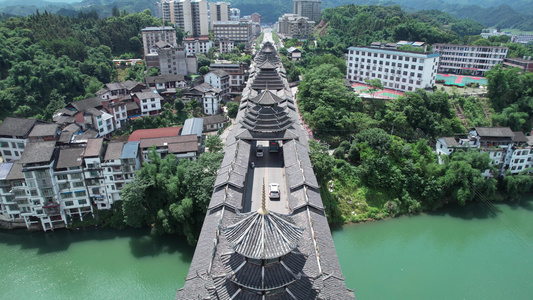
(269, 183, 280, 199)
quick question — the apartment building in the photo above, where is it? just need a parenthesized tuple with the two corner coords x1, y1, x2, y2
(184, 36, 213, 55)
(141, 26, 177, 56)
(156, 42, 198, 76)
(55, 147, 93, 222)
(82, 138, 107, 210)
(102, 142, 124, 205)
(204, 69, 230, 99)
(433, 44, 508, 76)
(436, 127, 533, 178)
(230, 8, 240, 21)
(251, 12, 261, 24)
(213, 20, 254, 47)
(161, 0, 209, 37)
(133, 90, 162, 116)
(209, 2, 230, 29)
(210, 62, 248, 93)
(0, 117, 41, 162)
(277, 14, 315, 39)
(347, 46, 440, 92)
(293, 0, 321, 22)
(503, 56, 533, 73)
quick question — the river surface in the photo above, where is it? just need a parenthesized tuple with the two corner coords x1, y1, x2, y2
(1, 197, 532, 299)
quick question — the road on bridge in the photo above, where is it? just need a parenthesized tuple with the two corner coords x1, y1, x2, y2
(244, 141, 289, 214)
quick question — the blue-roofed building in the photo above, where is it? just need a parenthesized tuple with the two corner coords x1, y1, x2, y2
(121, 141, 141, 185)
(182, 118, 204, 140)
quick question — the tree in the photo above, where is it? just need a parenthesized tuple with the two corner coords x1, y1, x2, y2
(364, 78, 384, 98)
(199, 66, 210, 75)
(227, 101, 239, 118)
(205, 135, 223, 152)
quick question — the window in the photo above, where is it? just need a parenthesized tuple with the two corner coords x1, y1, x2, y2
(78, 199, 87, 205)
(151, 104, 156, 108)
(75, 191, 87, 197)
(17, 142, 24, 148)
(0, 141, 7, 147)
(62, 192, 73, 199)
(57, 174, 68, 181)
(59, 182, 70, 190)
(65, 201, 74, 206)
(3, 150, 11, 156)
(73, 181, 84, 188)
(71, 173, 82, 180)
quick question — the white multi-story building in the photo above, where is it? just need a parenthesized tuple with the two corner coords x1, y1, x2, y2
(82, 138, 108, 210)
(0, 117, 39, 162)
(133, 90, 162, 116)
(433, 44, 508, 76)
(141, 26, 177, 56)
(86, 108, 114, 138)
(102, 142, 124, 205)
(184, 36, 213, 55)
(210, 62, 248, 93)
(209, 2, 230, 29)
(55, 147, 93, 222)
(19, 141, 66, 231)
(161, 0, 209, 37)
(347, 46, 440, 92)
(436, 127, 533, 178)
(204, 69, 230, 99)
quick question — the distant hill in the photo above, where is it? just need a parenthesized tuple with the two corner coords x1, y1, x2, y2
(0, 0, 532, 30)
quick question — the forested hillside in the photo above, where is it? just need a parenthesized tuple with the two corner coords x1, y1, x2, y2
(0, 10, 161, 120)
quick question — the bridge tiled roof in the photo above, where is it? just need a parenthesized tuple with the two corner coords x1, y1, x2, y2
(223, 210, 304, 260)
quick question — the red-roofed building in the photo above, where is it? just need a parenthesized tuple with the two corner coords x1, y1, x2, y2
(128, 127, 183, 142)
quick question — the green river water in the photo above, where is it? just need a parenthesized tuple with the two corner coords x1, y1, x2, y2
(1, 197, 532, 299)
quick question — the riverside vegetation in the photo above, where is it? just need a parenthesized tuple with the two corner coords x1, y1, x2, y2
(286, 5, 533, 223)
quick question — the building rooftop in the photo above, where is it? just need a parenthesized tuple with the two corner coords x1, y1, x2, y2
(133, 90, 160, 100)
(5, 162, 23, 180)
(513, 131, 528, 143)
(142, 26, 174, 31)
(121, 141, 140, 159)
(207, 69, 229, 77)
(145, 74, 185, 85)
(69, 97, 102, 112)
(140, 135, 197, 149)
(182, 118, 204, 138)
(475, 127, 514, 138)
(83, 138, 104, 157)
(201, 115, 228, 126)
(128, 127, 182, 142)
(167, 140, 198, 153)
(19, 141, 56, 165)
(104, 142, 124, 161)
(28, 124, 58, 138)
(0, 117, 38, 137)
(0, 162, 13, 180)
(56, 147, 84, 169)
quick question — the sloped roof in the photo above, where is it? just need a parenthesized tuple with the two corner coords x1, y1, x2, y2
(0, 117, 38, 137)
(208, 69, 229, 77)
(128, 127, 182, 142)
(513, 131, 528, 143)
(121, 141, 140, 159)
(133, 90, 160, 100)
(475, 127, 514, 138)
(145, 74, 185, 84)
(29, 124, 58, 138)
(70, 97, 102, 112)
(5, 162, 23, 180)
(104, 142, 124, 161)
(56, 147, 84, 169)
(201, 115, 228, 126)
(182, 118, 203, 137)
(0, 162, 13, 180)
(249, 90, 283, 105)
(167, 141, 198, 153)
(223, 210, 304, 260)
(19, 141, 56, 165)
(83, 138, 104, 157)
(139, 134, 197, 149)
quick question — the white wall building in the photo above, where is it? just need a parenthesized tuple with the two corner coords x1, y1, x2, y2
(204, 69, 230, 99)
(102, 142, 124, 206)
(347, 46, 440, 92)
(133, 90, 162, 116)
(0, 118, 39, 162)
(184, 36, 213, 55)
(433, 44, 508, 76)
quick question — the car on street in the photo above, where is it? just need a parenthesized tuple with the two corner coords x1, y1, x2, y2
(269, 183, 280, 199)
